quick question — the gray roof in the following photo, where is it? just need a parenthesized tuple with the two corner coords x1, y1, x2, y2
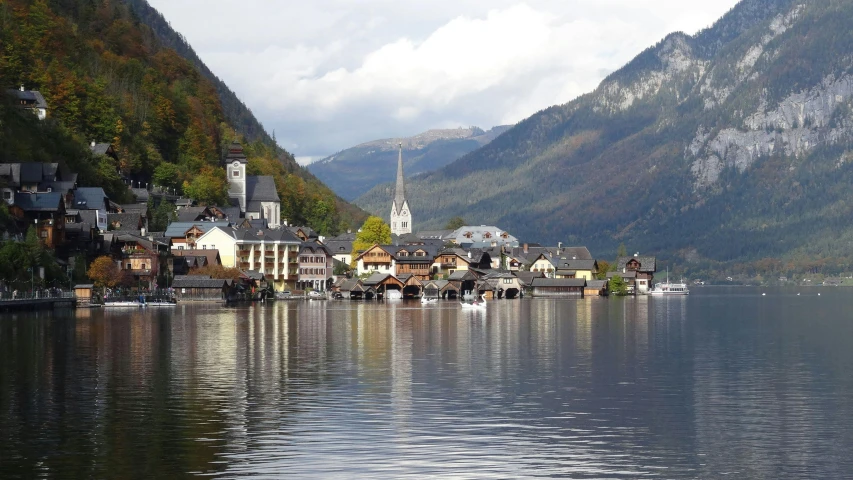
(530, 278, 586, 288)
(172, 275, 228, 289)
(78, 210, 98, 227)
(586, 280, 608, 289)
(130, 188, 149, 202)
(177, 207, 209, 222)
(164, 221, 231, 238)
(40, 180, 75, 193)
(617, 256, 657, 273)
(246, 176, 280, 203)
(608, 271, 637, 279)
(515, 271, 544, 286)
(417, 229, 453, 240)
(225, 142, 248, 163)
(392, 245, 439, 263)
(448, 225, 518, 246)
(555, 259, 597, 271)
(90, 143, 112, 156)
(120, 203, 148, 214)
(108, 213, 142, 232)
(74, 187, 108, 211)
(325, 233, 356, 255)
(7, 88, 47, 109)
(299, 242, 331, 256)
(13, 192, 63, 211)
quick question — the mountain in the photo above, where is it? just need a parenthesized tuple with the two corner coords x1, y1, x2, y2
(308, 126, 511, 200)
(0, 0, 366, 235)
(356, 0, 853, 277)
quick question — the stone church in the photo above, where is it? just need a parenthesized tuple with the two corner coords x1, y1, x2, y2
(390, 143, 412, 236)
(225, 142, 281, 228)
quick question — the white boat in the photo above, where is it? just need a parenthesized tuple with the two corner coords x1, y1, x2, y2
(104, 301, 146, 307)
(420, 296, 438, 304)
(649, 269, 689, 295)
(385, 290, 403, 300)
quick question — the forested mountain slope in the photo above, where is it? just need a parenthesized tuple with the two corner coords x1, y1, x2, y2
(357, 0, 853, 277)
(309, 126, 511, 200)
(0, 0, 365, 234)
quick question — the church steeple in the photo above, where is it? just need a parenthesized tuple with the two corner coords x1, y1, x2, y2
(390, 142, 412, 235)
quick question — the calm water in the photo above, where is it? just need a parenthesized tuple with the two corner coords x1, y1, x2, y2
(1, 287, 852, 479)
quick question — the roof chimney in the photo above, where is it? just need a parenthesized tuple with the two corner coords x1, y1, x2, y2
(90, 140, 96, 147)
(19, 85, 25, 92)
(635, 252, 639, 257)
(523, 243, 528, 254)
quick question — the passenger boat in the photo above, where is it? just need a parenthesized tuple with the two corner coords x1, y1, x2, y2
(649, 269, 689, 296)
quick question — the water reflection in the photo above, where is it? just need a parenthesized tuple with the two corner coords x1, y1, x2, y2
(1, 291, 852, 478)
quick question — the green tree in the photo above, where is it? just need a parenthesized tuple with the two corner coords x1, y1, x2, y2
(352, 216, 391, 260)
(182, 166, 228, 205)
(609, 275, 628, 296)
(445, 216, 466, 230)
(149, 198, 177, 232)
(152, 163, 184, 192)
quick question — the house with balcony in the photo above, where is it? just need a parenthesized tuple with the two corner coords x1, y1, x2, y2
(112, 234, 169, 289)
(393, 244, 438, 281)
(355, 244, 396, 277)
(297, 242, 333, 291)
(194, 226, 302, 291)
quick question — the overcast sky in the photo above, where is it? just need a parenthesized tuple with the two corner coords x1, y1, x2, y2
(147, 1, 741, 163)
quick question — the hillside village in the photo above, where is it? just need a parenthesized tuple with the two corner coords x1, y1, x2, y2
(1, 89, 655, 302)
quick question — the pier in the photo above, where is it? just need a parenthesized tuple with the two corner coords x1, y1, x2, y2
(0, 291, 77, 312)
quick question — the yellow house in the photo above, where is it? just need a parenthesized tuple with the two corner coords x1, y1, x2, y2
(555, 259, 599, 281)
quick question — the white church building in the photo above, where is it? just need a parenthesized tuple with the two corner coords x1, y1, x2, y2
(225, 141, 281, 228)
(390, 143, 412, 236)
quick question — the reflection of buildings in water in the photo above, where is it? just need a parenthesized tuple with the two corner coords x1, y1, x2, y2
(390, 303, 413, 431)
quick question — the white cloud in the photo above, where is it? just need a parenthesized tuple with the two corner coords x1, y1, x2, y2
(147, 0, 740, 157)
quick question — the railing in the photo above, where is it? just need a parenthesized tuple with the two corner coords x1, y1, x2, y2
(0, 289, 75, 301)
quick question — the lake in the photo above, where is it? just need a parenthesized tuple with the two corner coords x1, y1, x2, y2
(1, 287, 852, 478)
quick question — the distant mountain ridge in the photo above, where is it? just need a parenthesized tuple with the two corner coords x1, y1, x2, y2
(356, 0, 853, 277)
(309, 126, 511, 200)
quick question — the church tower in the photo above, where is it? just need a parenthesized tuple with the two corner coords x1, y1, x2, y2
(390, 142, 412, 236)
(226, 141, 247, 212)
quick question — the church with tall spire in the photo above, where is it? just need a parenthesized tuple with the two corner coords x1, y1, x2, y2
(390, 142, 412, 236)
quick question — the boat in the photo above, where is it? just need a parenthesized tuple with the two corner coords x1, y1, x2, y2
(104, 300, 146, 307)
(420, 296, 438, 304)
(648, 269, 689, 296)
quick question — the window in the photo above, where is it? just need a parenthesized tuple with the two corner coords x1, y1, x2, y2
(402, 222, 407, 228)
(3, 192, 11, 200)
(40, 230, 48, 238)
(126, 263, 131, 270)
(232, 170, 240, 177)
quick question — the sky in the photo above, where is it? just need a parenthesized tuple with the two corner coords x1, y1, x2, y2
(146, 1, 741, 164)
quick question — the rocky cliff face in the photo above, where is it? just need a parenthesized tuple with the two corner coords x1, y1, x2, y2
(356, 0, 853, 273)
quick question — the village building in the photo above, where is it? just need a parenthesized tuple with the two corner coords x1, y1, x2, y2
(390, 143, 412, 236)
(165, 221, 232, 251)
(529, 278, 586, 297)
(296, 242, 333, 292)
(225, 142, 281, 228)
(355, 244, 396, 277)
(7, 85, 48, 120)
(194, 226, 302, 291)
(172, 275, 231, 302)
(616, 255, 657, 294)
(9, 192, 66, 248)
(393, 244, 438, 281)
(324, 232, 356, 266)
(111, 233, 169, 289)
